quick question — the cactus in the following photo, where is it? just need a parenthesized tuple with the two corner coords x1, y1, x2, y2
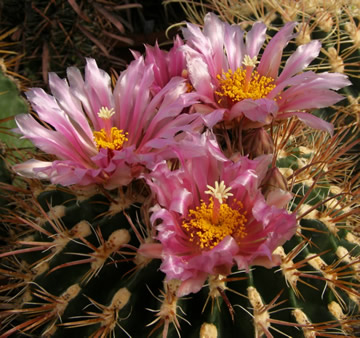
(1, 4, 360, 338)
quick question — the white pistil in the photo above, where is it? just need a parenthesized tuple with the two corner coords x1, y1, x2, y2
(97, 107, 115, 120)
(205, 181, 233, 204)
(242, 55, 258, 67)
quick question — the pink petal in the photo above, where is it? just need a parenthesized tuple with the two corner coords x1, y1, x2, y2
(84, 58, 114, 127)
(277, 40, 321, 83)
(13, 159, 52, 180)
(67, 65, 99, 130)
(245, 22, 267, 58)
(182, 13, 225, 78)
(224, 24, 245, 70)
(257, 22, 297, 79)
(278, 88, 345, 112)
(138, 243, 163, 259)
(269, 71, 351, 99)
(15, 114, 90, 165)
(113, 57, 153, 133)
(203, 12, 226, 76)
(266, 189, 293, 209)
(48, 72, 93, 139)
(185, 51, 214, 99)
(177, 276, 207, 297)
(25, 88, 96, 159)
(278, 111, 334, 135)
(229, 98, 278, 122)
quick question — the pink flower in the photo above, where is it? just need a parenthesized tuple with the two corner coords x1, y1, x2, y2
(132, 36, 187, 95)
(142, 133, 297, 296)
(13, 58, 203, 189)
(181, 13, 351, 134)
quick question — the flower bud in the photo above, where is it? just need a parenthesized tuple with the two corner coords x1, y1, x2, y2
(261, 167, 288, 197)
(242, 128, 274, 159)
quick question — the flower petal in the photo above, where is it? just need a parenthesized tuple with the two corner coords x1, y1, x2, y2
(224, 23, 245, 70)
(229, 98, 278, 122)
(278, 111, 334, 135)
(245, 22, 267, 58)
(277, 40, 321, 83)
(257, 22, 297, 79)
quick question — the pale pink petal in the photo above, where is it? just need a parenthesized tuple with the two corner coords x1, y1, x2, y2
(48, 72, 93, 139)
(138, 79, 199, 147)
(278, 111, 334, 135)
(182, 21, 212, 62)
(229, 98, 278, 122)
(224, 24, 245, 70)
(268, 71, 351, 99)
(15, 114, 90, 166)
(67, 65, 99, 129)
(13, 159, 52, 180)
(177, 276, 207, 297)
(114, 57, 153, 133)
(277, 40, 321, 83)
(245, 22, 267, 58)
(184, 51, 214, 99)
(277, 89, 345, 112)
(138, 243, 163, 259)
(84, 58, 114, 128)
(257, 22, 297, 79)
(203, 12, 226, 76)
(266, 189, 293, 209)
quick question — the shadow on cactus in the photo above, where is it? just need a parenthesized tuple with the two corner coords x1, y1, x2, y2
(1, 11, 360, 338)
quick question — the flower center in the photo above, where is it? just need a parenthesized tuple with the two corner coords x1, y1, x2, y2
(182, 198, 247, 250)
(93, 107, 128, 151)
(93, 127, 128, 151)
(215, 57, 276, 104)
(182, 182, 247, 250)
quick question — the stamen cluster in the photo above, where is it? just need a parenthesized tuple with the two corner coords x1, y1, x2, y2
(182, 197, 247, 250)
(216, 68, 276, 103)
(93, 128, 128, 151)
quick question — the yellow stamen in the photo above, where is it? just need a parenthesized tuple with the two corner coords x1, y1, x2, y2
(93, 106, 128, 151)
(215, 67, 276, 103)
(182, 197, 247, 250)
(93, 127, 128, 151)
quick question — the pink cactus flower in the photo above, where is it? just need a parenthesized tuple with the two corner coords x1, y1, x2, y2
(141, 133, 297, 296)
(181, 13, 351, 134)
(132, 36, 187, 95)
(13, 58, 203, 189)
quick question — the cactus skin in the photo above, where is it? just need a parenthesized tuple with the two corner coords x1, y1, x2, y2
(1, 5, 360, 338)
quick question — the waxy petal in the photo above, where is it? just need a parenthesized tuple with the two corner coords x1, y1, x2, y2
(277, 40, 321, 83)
(257, 22, 297, 79)
(246, 22, 267, 58)
(278, 111, 334, 135)
(229, 98, 278, 122)
(224, 24, 245, 70)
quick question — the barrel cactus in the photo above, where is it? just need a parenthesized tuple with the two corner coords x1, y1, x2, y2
(1, 5, 360, 338)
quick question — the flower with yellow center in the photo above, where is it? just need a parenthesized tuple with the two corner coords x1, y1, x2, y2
(215, 55, 276, 104)
(182, 181, 247, 250)
(93, 107, 128, 151)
